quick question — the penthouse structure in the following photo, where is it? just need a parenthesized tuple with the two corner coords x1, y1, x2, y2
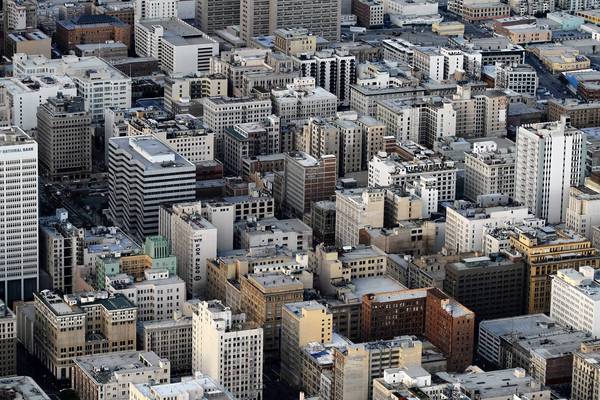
(107, 136, 196, 241)
(71, 351, 170, 400)
(33, 290, 137, 380)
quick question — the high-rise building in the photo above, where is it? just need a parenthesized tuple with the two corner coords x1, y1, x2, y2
(33, 290, 137, 380)
(495, 63, 538, 96)
(275, 152, 337, 218)
(566, 179, 600, 240)
(572, 342, 600, 400)
(515, 118, 586, 224)
(464, 140, 516, 201)
(37, 95, 92, 181)
(192, 300, 263, 400)
(335, 188, 385, 247)
(107, 136, 196, 241)
(239, 0, 341, 44)
(0, 301, 16, 377)
(508, 225, 600, 314)
(195, 0, 239, 34)
(39, 209, 84, 294)
(240, 272, 304, 353)
(280, 301, 333, 387)
(550, 267, 600, 337)
(443, 253, 526, 321)
(202, 96, 272, 160)
(0, 127, 38, 304)
(159, 202, 218, 298)
(134, 0, 176, 20)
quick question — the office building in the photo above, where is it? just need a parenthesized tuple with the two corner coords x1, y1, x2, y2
(0, 377, 50, 400)
(368, 148, 457, 202)
(508, 225, 600, 314)
(335, 188, 385, 247)
(106, 269, 185, 322)
(141, 312, 193, 376)
(464, 140, 516, 201)
(195, 0, 239, 34)
(33, 290, 137, 380)
(495, 63, 538, 96)
(130, 375, 235, 400)
(0, 127, 37, 303)
(0, 301, 16, 377)
(566, 181, 600, 240)
(202, 96, 272, 159)
(37, 95, 93, 181)
(163, 74, 227, 114)
(107, 136, 195, 240)
(135, 18, 219, 76)
(55, 15, 131, 53)
(72, 351, 170, 400)
(192, 300, 263, 400)
(5, 31, 51, 59)
(445, 196, 533, 254)
(0, 76, 77, 131)
(134, 0, 177, 20)
(550, 267, 600, 337)
(239, 0, 341, 44)
(353, 0, 384, 27)
(273, 28, 317, 56)
(572, 342, 600, 400)
(275, 152, 337, 218)
(240, 272, 304, 353)
(13, 54, 131, 123)
(443, 253, 526, 321)
(280, 301, 332, 388)
(272, 78, 338, 124)
(515, 119, 585, 224)
(39, 210, 83, 294)
(159, 202, 218, 298)
(236, 217, 312, 252)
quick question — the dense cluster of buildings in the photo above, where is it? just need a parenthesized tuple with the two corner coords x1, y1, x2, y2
(8, 0, 600, 399)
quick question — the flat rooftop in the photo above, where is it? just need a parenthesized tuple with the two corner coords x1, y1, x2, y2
(0, 377, 50, 400)
(74, 351, 166, 384)
(110, 136, 194, 171)
(437, 368, 541, 398)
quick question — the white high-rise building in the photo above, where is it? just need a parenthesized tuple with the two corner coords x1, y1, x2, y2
(134, 0, 177, 20)
(445, 196, 535, 254)
(106, 269, 186, 322)
(12, 54, 131, 123)
(335, 188, 385, 247)
(107, 136, 196, 241)
(192, 300, 263, 400)
(550, 267, 600, 338)
(159, 202, 218, 297)
(515, 118, 585, 224)
(0, 127, 38, 303)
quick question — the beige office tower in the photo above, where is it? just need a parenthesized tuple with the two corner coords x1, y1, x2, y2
(240, 0, 341, 44)
(192, 300, 263, 400)
(37, 95, 93, 181)
(196, 0, 239, 34)
(572, 341, 600, 400)
(281, 301, 333, 388)
(33, 290, 136, 380)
